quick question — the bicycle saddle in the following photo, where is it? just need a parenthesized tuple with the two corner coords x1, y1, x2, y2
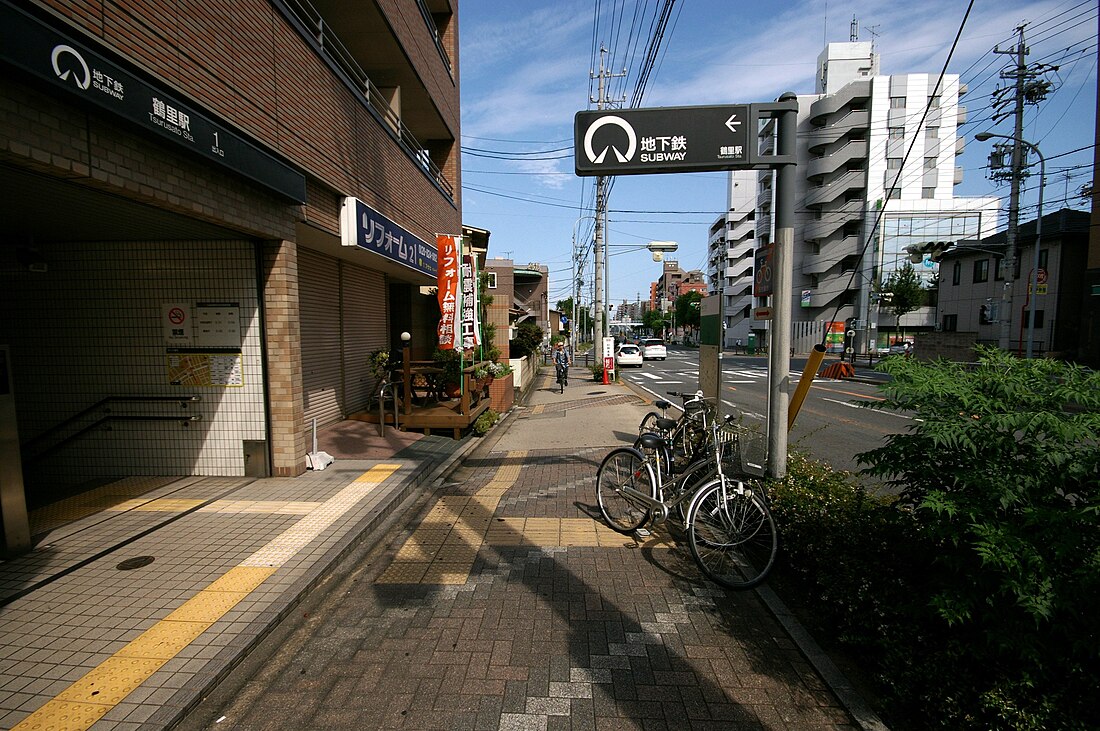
(655, 399, 672, 410)
(635, 432, 668, 451)
(655, 417, 677, 431)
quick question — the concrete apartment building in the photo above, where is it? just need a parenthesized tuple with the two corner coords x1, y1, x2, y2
(711, 39, 1000, 353)
(707, 172, 757, 347)
(0, 0, 461, 498)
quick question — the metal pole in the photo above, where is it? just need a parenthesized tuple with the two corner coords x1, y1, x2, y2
(1026, 143, 1045, 359)
(997, 26, 1027, 350)
(767, 92, 798, 480)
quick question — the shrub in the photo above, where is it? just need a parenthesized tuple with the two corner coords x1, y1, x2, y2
(770, 348, 1100, 729)
(472, 409, 499, 436)
(854, 347, 1100, 728)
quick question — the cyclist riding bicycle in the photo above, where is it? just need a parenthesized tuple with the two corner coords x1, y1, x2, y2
(553, 341, 571, 393)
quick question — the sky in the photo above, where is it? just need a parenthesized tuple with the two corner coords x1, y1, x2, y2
(457, 0, 1097, 311)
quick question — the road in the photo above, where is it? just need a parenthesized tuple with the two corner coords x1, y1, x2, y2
(617, 345, 909, 479)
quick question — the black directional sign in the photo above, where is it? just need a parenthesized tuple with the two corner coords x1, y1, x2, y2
(575, 105, 752, 176)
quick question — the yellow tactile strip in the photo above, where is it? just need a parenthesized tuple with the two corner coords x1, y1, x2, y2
(28, 476, 179, 533)
(375, 452, 671, 586)
(12, 464, 401, 731)
(104, 498, 323, 515)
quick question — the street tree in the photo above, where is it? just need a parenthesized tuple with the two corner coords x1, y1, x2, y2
(879, 263, 926, 345)
(675, 291, 703, 342)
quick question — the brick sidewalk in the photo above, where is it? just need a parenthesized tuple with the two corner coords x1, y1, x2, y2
(175, 368, 858, 730)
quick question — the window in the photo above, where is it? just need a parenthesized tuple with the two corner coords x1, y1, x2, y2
(887, 188, 901, 200)
(888, 127, 905, 140)
(922, 187, 936, 199)
(952, 261, 961, 285)
(995, 256, 1005, 281)
(886, 157, 902, 169)
(923, 157, 938, 170)
(942, 313, 957, 331)
(890, 96, 906, 108)
(973, 259, 989, 283)
(925, 126, 940, 139)
(1024, 309, 1045, 328)
(928, 95, 941, 108)
(486, 271, 497, 289)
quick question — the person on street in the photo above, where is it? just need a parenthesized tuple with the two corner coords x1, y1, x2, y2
(553, 341, 570, 393)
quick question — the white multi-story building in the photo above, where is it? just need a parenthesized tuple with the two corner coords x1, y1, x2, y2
(715, 40, 1001, 353)
(707, 172, 757, 347)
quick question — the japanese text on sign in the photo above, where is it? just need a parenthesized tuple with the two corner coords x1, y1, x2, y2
(436, 235, 461, 350)
(340, 197, 438, 278)
(460, 255, 481, 350)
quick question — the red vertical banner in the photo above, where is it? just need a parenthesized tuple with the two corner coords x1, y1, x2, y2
(436, 234, 460, 349)
(460, 254, 481, 350)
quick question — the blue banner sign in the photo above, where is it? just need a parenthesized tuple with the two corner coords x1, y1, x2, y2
(340, 197, 438, 278)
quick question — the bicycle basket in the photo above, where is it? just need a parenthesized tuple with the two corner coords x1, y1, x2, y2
(717, 423, 767, 477)
(682, 396, 717, 424)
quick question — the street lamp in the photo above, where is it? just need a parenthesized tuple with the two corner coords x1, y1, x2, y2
(975, 131, 1046, 359)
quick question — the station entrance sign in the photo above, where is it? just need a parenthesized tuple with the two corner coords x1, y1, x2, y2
(575, 105, 760, 176)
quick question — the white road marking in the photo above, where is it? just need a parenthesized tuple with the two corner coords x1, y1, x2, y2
(821, 397, 918, 421)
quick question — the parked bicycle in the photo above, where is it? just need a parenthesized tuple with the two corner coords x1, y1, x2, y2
(637, 390, 717, 473)
(596, 408, 776, 589)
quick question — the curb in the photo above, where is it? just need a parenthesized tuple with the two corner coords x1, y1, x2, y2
(157, 435, 482, 729)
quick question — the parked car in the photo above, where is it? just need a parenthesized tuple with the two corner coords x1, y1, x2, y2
(615, 343, 643, 368)
(641, 338, 667, 360)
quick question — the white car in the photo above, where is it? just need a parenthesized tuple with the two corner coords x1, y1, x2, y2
(615, 344, 643, 368)
(641, 338, 667, 360)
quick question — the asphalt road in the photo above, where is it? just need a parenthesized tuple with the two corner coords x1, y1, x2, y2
(616, 345, 908, 480)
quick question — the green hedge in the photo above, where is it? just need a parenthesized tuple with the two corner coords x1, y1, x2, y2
(767, 348, 1100, 730)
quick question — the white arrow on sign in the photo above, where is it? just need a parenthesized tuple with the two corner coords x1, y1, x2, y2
(725, 114, 740, 133)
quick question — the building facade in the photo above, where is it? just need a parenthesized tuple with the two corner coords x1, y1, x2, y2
(0, 0, 461, 500)
(707, 172, 757, 347)
(740, 40, 999, 353)
(936, 209, 1090, 357)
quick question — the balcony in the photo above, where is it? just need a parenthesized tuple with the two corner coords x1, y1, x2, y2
(804, 170, 866, 208)
(806, 140, 868, 181)
(806, 111, 870, 154)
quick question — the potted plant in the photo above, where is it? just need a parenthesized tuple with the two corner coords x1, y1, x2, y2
(488, 361, 512, 379)
(367, 348, 392, 407)
(433, 348, 464, 398)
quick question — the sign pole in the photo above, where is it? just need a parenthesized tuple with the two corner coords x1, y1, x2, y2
(767, 93, 798, 480)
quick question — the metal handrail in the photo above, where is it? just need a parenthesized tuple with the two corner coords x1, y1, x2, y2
(277, 0, 454, 199)
(21, 396, 201, 453)
(25, 414, 203, 464)
(414, 0, 453, 74)
(378, 380, 401, 436)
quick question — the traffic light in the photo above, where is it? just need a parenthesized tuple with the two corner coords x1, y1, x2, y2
(906, 241, 954, 264)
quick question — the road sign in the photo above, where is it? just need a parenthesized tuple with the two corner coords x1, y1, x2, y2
(753, 245, 775, 298)
(753, 307, 773, 321)
(575, 105, 751, 175)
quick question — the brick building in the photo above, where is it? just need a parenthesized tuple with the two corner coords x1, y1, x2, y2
(0, 0, 461, 500)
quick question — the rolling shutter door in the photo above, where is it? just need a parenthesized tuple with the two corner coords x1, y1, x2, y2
(298, 248, 342, 428)
(342, 264, 387, 414)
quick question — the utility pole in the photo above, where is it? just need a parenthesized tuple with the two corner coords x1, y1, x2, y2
(590, 47, 626, 347)
(990, 24, 1055, 351)
(992, 25, 1027, 351)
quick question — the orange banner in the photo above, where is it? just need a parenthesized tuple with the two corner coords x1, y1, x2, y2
(436, 234, 460, 349)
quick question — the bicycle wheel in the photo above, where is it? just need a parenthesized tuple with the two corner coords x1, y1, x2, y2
(687, 479, 777, 590)
(596, 447, 655, 534)
(638, 411, 661, 435)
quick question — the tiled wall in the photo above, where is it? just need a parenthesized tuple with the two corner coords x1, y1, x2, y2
(1, 239, 265, 485)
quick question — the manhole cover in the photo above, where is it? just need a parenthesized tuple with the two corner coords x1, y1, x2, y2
(116, 556, 155, 571)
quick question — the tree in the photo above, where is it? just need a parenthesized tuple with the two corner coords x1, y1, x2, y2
(879, 263, 925, 344)
(556, 296, 591, 344)
(675, 291, 703, 342)
(642, 307, 668, 337)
